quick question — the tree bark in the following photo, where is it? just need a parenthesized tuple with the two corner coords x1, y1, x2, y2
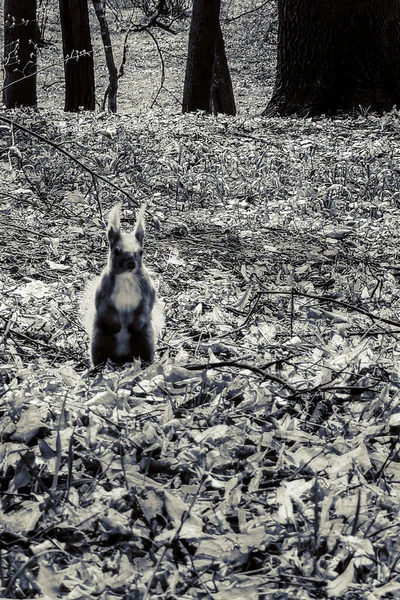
(264, 0, 400, 117)
(92, 0, 118, 113)
(3, 0, 37, 108)
(59, 0, 95, 112)
(210, 24, 236, 116)
(182, 0, 236, 115)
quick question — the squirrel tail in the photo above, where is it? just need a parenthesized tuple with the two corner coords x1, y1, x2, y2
(80, 276, 100, 339)
(152, 296, 165, 341)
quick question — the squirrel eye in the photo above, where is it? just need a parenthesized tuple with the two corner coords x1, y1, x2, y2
(114, 247, 121, 256)
(139, 249, 143, 256)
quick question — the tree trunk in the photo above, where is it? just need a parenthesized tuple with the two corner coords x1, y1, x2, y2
(59, 0, 95, 112)
(92, 0, 118, 113)
(264, 0, 400, 117)
(3, 0, 37, 108)
(210, 24, 236, 116)
(182, 0, 236, 115)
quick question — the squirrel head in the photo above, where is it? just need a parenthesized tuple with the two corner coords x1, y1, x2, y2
(107, 202, 146, 275)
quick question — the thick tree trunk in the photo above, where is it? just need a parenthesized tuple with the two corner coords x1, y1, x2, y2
(182, 0, 236, 115)
(92, 0, 118, 113)
(3, 0, 37, 108)
(59, 0, 95, 112)
(264, 0, 400, 117)
(210, 24, 236, 116)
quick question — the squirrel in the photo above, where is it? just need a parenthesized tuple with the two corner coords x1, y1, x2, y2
(81, 202, 164, 367)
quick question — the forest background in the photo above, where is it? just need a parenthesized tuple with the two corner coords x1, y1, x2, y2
(1, 1, 400, 599)
(0, 0, 275, 114)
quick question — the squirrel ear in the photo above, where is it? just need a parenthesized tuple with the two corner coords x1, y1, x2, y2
(134, 204, 146, 246)
(107, 202, 122, 246)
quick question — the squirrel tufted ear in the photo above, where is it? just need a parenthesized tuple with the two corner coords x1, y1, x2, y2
(133, 204, 146, 246)
(107, 202, 122, 247)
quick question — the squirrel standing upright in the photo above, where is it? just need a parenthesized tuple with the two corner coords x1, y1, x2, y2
(82, 202, 163, 367)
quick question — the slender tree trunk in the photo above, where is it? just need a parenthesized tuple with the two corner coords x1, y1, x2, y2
(59, 0, 95, 112)
(182, 0, 235, 115)
(3, 0, 37, 108)
(264, 0, 400, 117)
(92, 0, 118, 113)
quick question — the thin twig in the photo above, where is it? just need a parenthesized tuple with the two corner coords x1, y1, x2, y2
(146, 28, 166, 108)
(261, 288, 400, 329)
(183, 360, 297, 393)
(223, 0, 273, 23)
(4, 327, 78, 360)
(0, 114, 140, 207)
(4, 549, 68, 597)
(143, 478, 207, 600)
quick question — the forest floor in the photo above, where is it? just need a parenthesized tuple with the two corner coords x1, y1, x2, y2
(1, 2, 400, 600)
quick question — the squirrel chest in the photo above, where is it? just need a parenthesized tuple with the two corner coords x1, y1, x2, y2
(111, 272, 142, 314)
(111, 273, 142, 356)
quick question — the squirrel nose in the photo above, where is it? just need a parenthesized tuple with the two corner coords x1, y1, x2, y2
(126, 258, 136, 270)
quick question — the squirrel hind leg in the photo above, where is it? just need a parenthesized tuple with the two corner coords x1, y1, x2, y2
(91, 343, 109, 367)
(91, 348, 108, 367)
(90, 328, 114, 367)
(128, 326, 155, 364)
